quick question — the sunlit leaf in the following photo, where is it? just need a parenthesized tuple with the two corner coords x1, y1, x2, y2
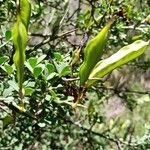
(0, 56, 9, 65)
(87, 40, 150, 86)
(37, 54, 46, 64)
(25, 87, 34, 96)
(54, 52, 62, 61)
(28, 57, 38, 68)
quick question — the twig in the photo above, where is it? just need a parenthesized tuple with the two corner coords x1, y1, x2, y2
(115, 135, 123, 150)
(60, 101, 87, 108)
(30, 29, 77, 50)
(96, 86, 150, 95)
(62, 77, 79, 81)
(0, 98, 36, 119)
(57, 28, 77, 37)
(0, 39, 12, 49)
(0, 147, 12, 150)
(0, 103, 12, 117)
(29, 33, 50, 37)
(57, 113, 139, 147)
(121, 25, 148, 32)
(66, 8, 80, 22)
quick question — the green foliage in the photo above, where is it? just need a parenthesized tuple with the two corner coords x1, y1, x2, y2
(5, 30, 12, 41)
(0, 0, 150, 149)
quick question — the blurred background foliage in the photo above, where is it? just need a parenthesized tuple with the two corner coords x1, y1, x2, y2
(0, 0, 150, 149)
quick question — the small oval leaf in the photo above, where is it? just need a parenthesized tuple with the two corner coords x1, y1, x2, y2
(5, 30, 12, 40)
(0, 56, 9, 65)
(33, 66, 43, 78)
(28, 57, 38, 68)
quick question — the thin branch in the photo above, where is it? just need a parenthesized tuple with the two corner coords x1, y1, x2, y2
(116, 140, 123, 150)
(0, 103, 12, 117)
(29, 33, 49, 37)
(57, 113, 139, 147)
(62, 77, 79, 81)
(30, 29, 77, 50)
(66, 8, 80, 22)
(96, 85, 150, 95)
(0, 98, 37, 119)
(57, 28, 77, 37)
(115, 135, 123, 150)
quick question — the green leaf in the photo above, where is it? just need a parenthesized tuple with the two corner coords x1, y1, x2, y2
(49, 89, 60, 102)
(83, 9, 92, 29)
(5, 64, 13, 75)
(33, 67, 42, 78)
(0, 56, 9, 65)
(38, 122, 46, 128)
(87, 40, 150, 87)
(33, 65, 44, 79)
(25, 87, 34, 96)
(60, 66, 71, 77)
(5, 30, 12, 40)
(46, 63, 55, 74)
(1, 64, 14, 75)
(46, 72, 57, 80)
(44, 62, 57, 80)
(24, 81, 35, 87)
(8, 80, 19, 92)
(3, 87, 14, 97)
(26, 56, 46, 73)
(37, 54, 46, 64)
(54, 61, 71, 77)
(25, 61, 33, 73)
(54, 52, 62, 61)
(28, 57, 38, 68)
(3, 115, 14, 129)
(45, 95, 51, 101)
